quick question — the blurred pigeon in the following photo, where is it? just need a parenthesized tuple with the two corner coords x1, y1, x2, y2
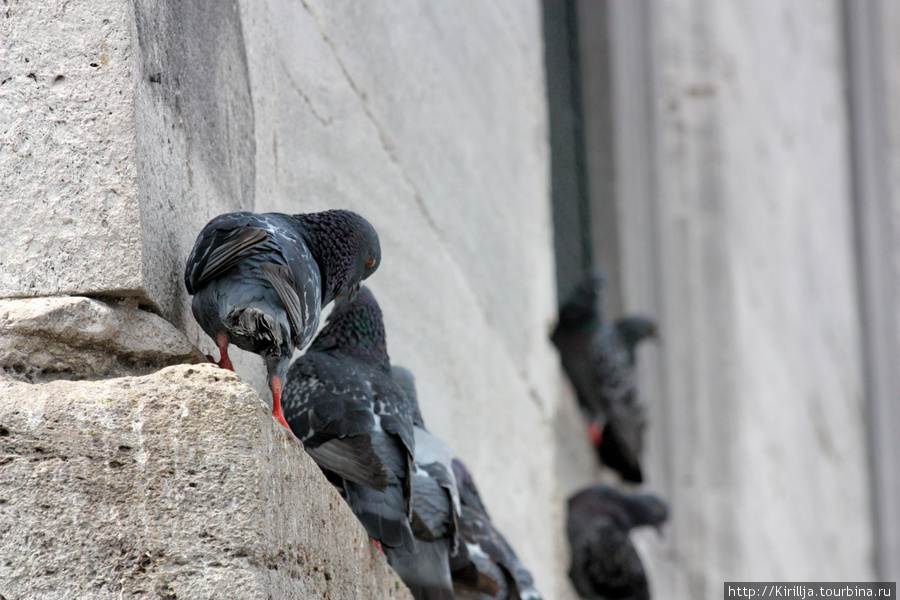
(597, 316, 658, 483)
(184, 209, 381, 429)
(281, 286, 416, 551)
(450, 459, 543, 600)
(614, 317, 658, 365)
(550, 272, 656, 482)
(385, 366, 460, 600)
(566, 484, 668, 600)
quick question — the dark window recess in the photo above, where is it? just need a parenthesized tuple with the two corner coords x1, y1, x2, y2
(542, 0, 592, 303)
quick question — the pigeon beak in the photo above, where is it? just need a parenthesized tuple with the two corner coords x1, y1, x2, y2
(334, 283, 361, 307)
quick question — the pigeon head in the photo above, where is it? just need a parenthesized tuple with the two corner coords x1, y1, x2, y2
(616, 316, 658, 356)
(308, 285, 389, 368)
(295, 209, 382, 306)
(627, 493, 669, 531)
(553, 270, 604, 335)
(391, 365, 425, 428)
(568, 484, 668, 532)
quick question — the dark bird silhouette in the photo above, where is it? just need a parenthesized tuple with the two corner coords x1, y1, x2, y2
(550, 272, 657, 482)
(385, 366, 460, 600)
(450, 459, 543, 600)
(281, 286, 416, 551)
(184, 209, 381, 429)
(566, 485, 668, 600)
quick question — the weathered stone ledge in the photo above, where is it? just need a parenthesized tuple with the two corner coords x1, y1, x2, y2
(0, 363, 412, 600)
(0, 296, 207, 382)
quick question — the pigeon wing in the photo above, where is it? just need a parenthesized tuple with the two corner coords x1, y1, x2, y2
(372, 377, 416, 458)
(414, 428, 461, 555)
(344, 429, 417, 551)
(259, 262, 308, 346)
(586, 324, 634, 416)
(304, 436, 388, 491)
(410, 465, 454, 541)
(185, 214, 270, 293)
(387, 540, 455, 600)
(371, 376, 417, 517)
(590, 324, 647, 482)
(451, 505, 510, 597)
(282, 353, 389, 489)
(454, 501, 542, 600)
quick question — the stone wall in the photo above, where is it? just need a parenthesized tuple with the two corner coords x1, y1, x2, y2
(0, 2, 142, 301)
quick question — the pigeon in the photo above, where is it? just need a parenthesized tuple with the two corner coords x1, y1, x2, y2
(184, 209, 380, 429)
(385, 366, 460, 600)
(450, 459, 543, 600)
(566, 484, 668, 600)
(597, 316, 657, 482)
(281, 286, 416, 551)
(550, 272, 657, 482)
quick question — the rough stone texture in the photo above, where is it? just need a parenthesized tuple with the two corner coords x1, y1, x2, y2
(0, 1, 143, 299)
(0, 296, 206, 382)
(0, 364, 413, 600)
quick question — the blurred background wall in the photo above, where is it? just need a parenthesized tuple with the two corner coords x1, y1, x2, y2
(545, 0, 900, 596)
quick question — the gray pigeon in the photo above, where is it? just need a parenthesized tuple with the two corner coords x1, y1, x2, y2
(184, 209, 380, 429)
(550, 272, 657, 482)
(385, 366, 460, 600)
(566, 485, 668, 600)
(450, 459, 543, 600)
(281, 286, 416, 551)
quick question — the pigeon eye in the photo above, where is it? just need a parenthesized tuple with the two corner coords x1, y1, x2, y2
(365, 258, 376, 268)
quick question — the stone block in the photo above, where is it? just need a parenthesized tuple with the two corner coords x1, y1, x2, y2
(0, 296, 206, 382)
(0, 363, 412, 600)
(0, 1, 142, 299)
(0, 1, 256, 323)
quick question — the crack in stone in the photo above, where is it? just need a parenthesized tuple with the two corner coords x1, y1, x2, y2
(278, 55, 332, 128)
(298, 0, 443, 241)
(297, 0, 549, 412)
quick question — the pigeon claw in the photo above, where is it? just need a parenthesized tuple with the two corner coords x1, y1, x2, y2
(216, 333, 235, 371)
(371, 538, 385, 555)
